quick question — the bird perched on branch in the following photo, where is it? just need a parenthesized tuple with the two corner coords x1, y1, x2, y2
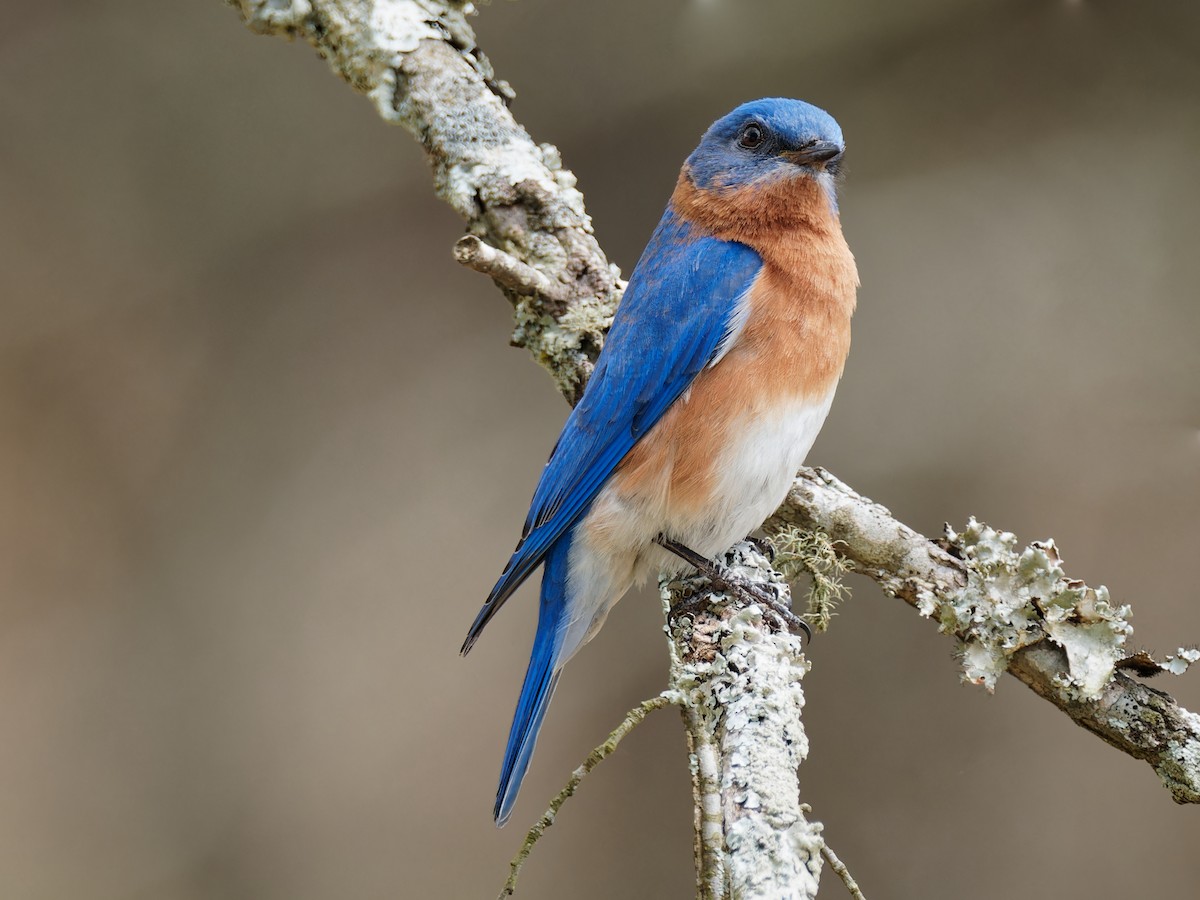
(462, 98, 859, 825)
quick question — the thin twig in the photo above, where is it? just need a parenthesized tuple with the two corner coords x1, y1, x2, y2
(498, 693, 676, 899)
(821, 842, 867, 900)
(454, 235, 571, 302)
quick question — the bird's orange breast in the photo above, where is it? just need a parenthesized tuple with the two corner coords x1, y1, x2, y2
(611, 172, 858, 518)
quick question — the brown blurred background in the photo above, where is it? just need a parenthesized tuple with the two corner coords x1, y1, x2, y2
(1, 1, 1198, 897)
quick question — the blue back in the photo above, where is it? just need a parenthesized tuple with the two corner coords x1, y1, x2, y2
(462, 210, 763, 650)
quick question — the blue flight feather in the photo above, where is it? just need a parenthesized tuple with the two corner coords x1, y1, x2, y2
(493, 534, 571, 825)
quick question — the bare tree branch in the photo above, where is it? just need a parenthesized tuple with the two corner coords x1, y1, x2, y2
(225, 0, 1200, 895)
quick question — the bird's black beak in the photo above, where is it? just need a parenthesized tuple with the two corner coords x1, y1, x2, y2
(782, 140, 844, 168)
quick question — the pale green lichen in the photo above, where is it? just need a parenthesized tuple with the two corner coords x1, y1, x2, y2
(511, 292, 615, 398)
(936, 518, 1132, 698)
(770, 525, 850, 632)
(1159, 706, 1200, 803)
(1163, 648, 1200, 676)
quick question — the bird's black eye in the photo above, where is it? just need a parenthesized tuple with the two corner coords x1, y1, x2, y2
(738, 123, 765, 150)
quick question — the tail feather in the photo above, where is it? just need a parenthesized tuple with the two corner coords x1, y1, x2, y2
(493, 535, 572, 826)
(494, 665, 561, 825)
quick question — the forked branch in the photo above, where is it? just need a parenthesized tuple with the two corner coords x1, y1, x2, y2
(225, 5, 1200, 900)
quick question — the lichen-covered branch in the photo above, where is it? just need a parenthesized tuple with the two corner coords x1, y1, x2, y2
(663, 543, 824, 900)
(226, 0, 622, 403)
(767, 468, 1200, 804)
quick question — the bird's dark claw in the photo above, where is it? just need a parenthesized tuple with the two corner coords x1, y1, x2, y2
(746, 534, 776, 562)
(656, 534, 811, 642)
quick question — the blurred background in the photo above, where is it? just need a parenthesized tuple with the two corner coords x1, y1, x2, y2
(1, 0, 1198, 897)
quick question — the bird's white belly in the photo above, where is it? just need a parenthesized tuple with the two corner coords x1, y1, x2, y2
(557, 386, 837, 662)
(664, 387, 837, 560)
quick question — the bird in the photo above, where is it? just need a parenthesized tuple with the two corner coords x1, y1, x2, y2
(461, 98, 859, 826)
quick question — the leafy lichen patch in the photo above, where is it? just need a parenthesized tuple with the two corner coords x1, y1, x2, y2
(1163, 648, 1200, 676)
(936, 519, 1132, 698)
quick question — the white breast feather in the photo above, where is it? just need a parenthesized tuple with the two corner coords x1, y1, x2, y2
(669, 387, 837, 558)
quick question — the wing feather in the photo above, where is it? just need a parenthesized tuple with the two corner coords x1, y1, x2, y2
(461, 211, 762, 652)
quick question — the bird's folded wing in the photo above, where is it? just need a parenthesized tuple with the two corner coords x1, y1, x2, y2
(462, 214, 763, 652)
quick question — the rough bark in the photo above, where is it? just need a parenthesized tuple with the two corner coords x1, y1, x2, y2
(228, 0, 622, 404)
(663, 544, 823, 900)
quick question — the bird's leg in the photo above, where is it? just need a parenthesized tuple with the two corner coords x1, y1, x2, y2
(654, 535, 811, 641)
(655, 539, 723, 623)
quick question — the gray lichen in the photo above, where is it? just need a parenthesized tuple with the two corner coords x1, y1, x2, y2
(1162, 648, 1200, 676)
(935, 519, 1132, 698)
(511, 292, 614, 399)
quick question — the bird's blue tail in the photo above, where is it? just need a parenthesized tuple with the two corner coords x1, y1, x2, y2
(494, 535, 572, 826)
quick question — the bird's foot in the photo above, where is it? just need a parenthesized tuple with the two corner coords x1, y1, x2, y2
(668, 593, 718, 622)
(745, 534, 776, 562)
(655, 535, 810, 642)
(727, 575, 811, 641)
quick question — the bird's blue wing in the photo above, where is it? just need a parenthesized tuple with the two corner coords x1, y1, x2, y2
(461, 211, 762, 652)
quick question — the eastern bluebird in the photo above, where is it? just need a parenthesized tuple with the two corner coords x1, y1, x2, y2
(462, 98, 858, 825)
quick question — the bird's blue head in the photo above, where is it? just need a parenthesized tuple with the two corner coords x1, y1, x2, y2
(685, 98, 844, 194)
